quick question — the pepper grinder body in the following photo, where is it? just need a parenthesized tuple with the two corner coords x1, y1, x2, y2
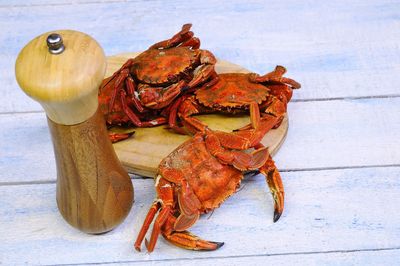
(15, 30, 133, 234)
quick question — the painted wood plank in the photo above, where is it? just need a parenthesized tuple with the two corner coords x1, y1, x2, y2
(0, 0, 128, 6)
(274, 97, 400, 171)
(1, 97, 400, 184)
(1, 0, 400, 112)
(92, 249, 400, 266)
(0, 112, 56, 183)
(1, 1, 399, 265)
(0, 167, 399, 264)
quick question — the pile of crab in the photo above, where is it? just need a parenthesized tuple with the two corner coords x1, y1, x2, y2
(98, 24, 301, 252)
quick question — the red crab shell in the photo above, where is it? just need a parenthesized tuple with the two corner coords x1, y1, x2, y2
(159, 133, 243, 213)
(131, 47, 199, 85)
(195, 73, 272, 110)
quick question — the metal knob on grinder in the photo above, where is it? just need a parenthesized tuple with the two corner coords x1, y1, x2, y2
(15, 30, 133, 234)
(46, 33, 65, 54)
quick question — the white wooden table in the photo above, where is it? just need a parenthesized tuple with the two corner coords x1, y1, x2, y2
(1, 1, 400, 265)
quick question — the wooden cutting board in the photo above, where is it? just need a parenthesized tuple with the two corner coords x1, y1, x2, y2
(105, 52, 289, 177)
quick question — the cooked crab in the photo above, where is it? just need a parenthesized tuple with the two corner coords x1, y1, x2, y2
(134, 99, 287, 252)
(98, 24, 217, 128)
(168, 65, 300, 134)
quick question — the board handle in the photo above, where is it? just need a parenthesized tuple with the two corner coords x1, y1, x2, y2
(15, 30, 133, 233)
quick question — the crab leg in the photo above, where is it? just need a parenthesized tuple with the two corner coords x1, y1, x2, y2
(102, 60, 142, 114)
(166, 96, 188, 134)
(100, 58, 134, 90)
(168, 50, 218, 133)
(135, 176, 175, 252)
(213, 102, 284, 150)
(162, 228, 224, 251)
(134, 200, 161, 251)
(140, 168, 220, 253)
(119, 90, 168, 127)
(250, 100, 261, 129)
(142, 171, 205, 253)
(258, 147, 285, 222)
(106, 114, 167, 143)
(159, 168, 202, 228)
(108, 132, 134, 143)
(119, 90, 143, 126)
(173, 95, 213, 134)
(236, 96, 287, 131)
(107, 68, 130, 114)
(125, 77, 145, 113)
(140, 117, 168, 127)
(145, 206, 172, 252)
(105, 57, 138, 112)
(181, 111, 209, 134)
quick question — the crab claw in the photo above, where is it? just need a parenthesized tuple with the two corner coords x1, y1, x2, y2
(186, 50, 218, 90)
(149, 23, 198, 49)
(231, 147, 269, 171)
(259, 154, 285, 223)
(251, 65, 301, 90)
(274, 210, 282, 223)
(139, 80, 187, 109)
(162, 230, 224, 251)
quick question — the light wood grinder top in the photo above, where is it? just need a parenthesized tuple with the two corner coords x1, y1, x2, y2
(15, 30, 134, 234)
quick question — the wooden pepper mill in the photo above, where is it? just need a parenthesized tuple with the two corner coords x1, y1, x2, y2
(15, 30, 134, 234)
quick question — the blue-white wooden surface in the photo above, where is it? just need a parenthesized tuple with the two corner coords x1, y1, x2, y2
(1, 0, 400, 265)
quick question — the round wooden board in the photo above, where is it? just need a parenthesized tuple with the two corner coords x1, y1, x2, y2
(106, 52, 289, 177)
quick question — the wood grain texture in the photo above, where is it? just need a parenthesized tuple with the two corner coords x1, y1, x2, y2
(48, 108, 134, 233)
(1, 0, 400, 113)
(1, 167, 399, 264)
(2, 97, 399, 184)
(107, 53, 288, 176)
